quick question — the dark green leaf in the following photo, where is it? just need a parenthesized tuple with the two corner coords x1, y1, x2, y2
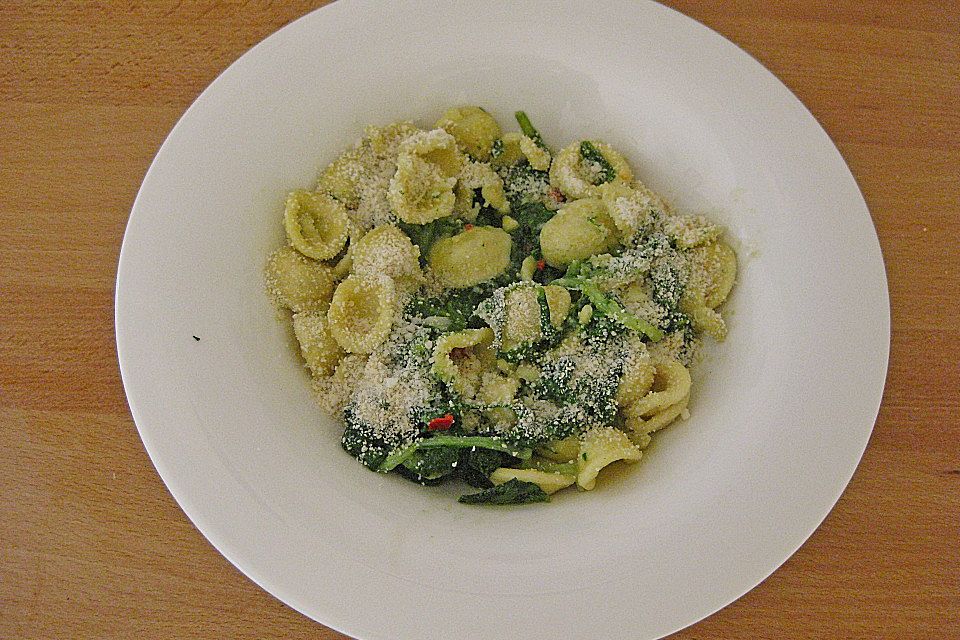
(404, 288, 489, 332)
(458, 448, 518, 488)
(394, 464, 447, 486)
(458, 478, 549, 505)
(401, 446, 459, 480)
(509, 201, 555, 262)
(341, 405, 390, 470)
(500, 163, 550, 208)
(398, 218, 463, 261)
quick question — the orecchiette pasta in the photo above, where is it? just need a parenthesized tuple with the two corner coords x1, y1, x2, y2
(549, 139, 634, 199)
(431, 328, 496, 398)
(453, 182, 480, 221)
(680, 240, 737, 340)
(535, 436, 580, 462)
(292, 311, 345, 377)
(398, 128, 463, 178)
(350, 224, 422, 293)
(387, 152, 457, 224)
(518, 134, 551, 171)
(624, 393, 690, 442)
(435, 106, 502, 161)
(597, 181, 663, 241)
(539, 197, 619, 267)
(492, 132, 552, 171)
(317, 147, 366, 209)
(331, 221, 365, 280)
(514, 362, 540, 383)
(696, 240, 738, 309)
(284, 190, 350, 260)
(490, 467, 576, 494)
(490, 132, 526, 167)
(616, 340, 655, 406)
(458, 161, 510, 214)
(519, 255, 538, 281)
(365, 121, 421, 156)
(545, 286, 571, 324)
(478, 371, 521, 405)
(499, 284, 570, 352)
(326, 274, 396, 354)
(576, 426, 642, 490)
(682, 300, 727, 341)
(312, 353, 368, 415)
(623, 360, 691, 418)
(264, 246, 335, 313)
(427, 226, 512, 287)
(662, 214, 723, 249)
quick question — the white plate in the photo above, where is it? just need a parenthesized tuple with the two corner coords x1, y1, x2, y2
(115, 1, 889, 638)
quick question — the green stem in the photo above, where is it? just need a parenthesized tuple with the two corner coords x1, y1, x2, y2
(551, 277, 664, 341)
(514, 111, 546, 149)
(579, 141, 616, 184)
(379, 435, 531, 472)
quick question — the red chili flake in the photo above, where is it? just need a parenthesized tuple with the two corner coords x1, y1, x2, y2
(548, 187, 566, 204)
(536, 259, 546, 271)
(464, 223, 474, 230)
(427, 414, 454, 431)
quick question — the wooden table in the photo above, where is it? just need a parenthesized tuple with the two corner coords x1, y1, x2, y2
(2, 1, 958, 638)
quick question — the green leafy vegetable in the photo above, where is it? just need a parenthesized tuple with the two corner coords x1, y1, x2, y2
(500, 162, 551, 207)
(579, 141, 616, 184)
(458, 448, 518, 488)
(340, 405, 392, 470)
(579, 304, 628, 347)
(510, 201, 554, 258)
(458, 478, 549, 505)
(398, 218, 463, 261)
(513, 201, 555, 231)
(404, 287, 489, 333)
(529, 356, 624, 439)
(400, 446, 460, 481)
(394, 464, 447, 486)
(380, 434, 531, 472)
(648, 257, 688, 310)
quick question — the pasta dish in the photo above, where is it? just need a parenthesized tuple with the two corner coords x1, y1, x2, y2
(265, 107, 737, 504)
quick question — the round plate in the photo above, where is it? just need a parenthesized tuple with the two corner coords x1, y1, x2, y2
(115, 1, 890, 638)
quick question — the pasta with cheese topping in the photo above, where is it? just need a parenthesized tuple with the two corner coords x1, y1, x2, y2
(264, 107, 738, 505)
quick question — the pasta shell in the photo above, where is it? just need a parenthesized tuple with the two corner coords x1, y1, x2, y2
(284, 190, 350, 260)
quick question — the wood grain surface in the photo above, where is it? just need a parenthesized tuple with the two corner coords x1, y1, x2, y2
(2, 1, 958, 638)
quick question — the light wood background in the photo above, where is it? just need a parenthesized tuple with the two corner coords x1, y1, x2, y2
(2, 1, 958, 638)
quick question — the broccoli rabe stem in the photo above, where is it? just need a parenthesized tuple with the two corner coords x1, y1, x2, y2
(579, 141, 616, 184)
(418, 435, 529, 456)
(552, 276, 664, 341)
(515, 111, 547, 149)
